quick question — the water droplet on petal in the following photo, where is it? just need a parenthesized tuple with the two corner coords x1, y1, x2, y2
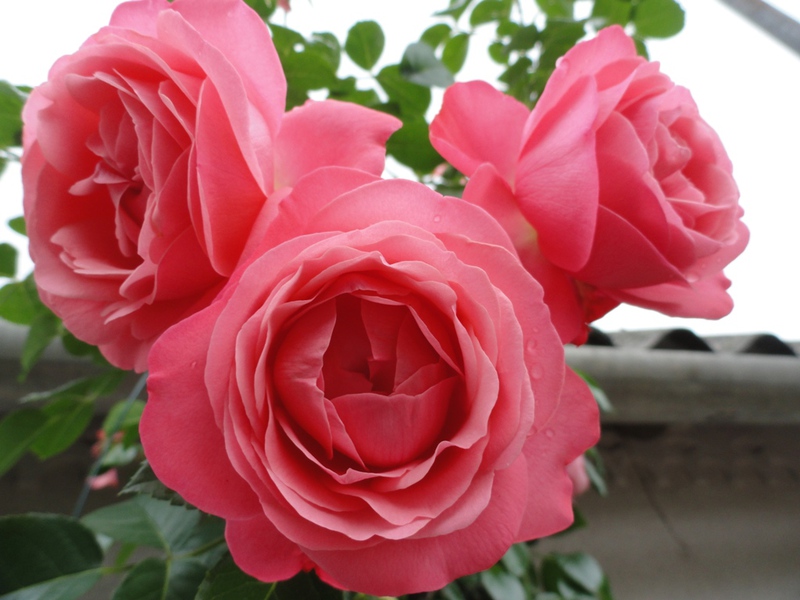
(433, 214, 441, 223)
(190, 361, 198, 369)
(545, 428, 554, 439)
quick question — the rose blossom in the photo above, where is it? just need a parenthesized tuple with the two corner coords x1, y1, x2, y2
(140, 169, 599, 596)
(22, 0, 398, 371)
(430, 25, 748, 344)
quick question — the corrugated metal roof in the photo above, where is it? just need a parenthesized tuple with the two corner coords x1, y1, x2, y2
(587, 327, 799, 356)
(569, 328, 800, 424)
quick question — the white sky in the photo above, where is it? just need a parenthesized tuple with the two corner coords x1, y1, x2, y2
(1, 1, 799, 340)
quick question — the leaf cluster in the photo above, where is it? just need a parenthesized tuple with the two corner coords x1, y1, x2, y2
(266, 17, 450, 176)
(0, 217, 131, 478)
(0, 80, 26, 177)
(0, 485, 380, 600)
(432, 0, 684, 107)
(416, 544, 614, 600)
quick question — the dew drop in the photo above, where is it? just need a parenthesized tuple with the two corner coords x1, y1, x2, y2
(433, 214, 441, 223)
(190, 361, 198, 369)
(545, 428, 554, 439)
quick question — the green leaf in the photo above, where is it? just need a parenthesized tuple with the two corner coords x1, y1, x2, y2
(591, 0, 632, 26)
(376, 65, 431, 116)
(283, 51, 338, 92)
(112, 559, 167, 600)
(442, 33, 470, 74)
(584, 447, 608, 496)
(6, 217, 24, 238)
(434, 0, 475, 21)
(507, 25, 539, 51)
(0, 409, 49, 477)
(121, 462, 186, 505)
(633, 0, 685, 38)
(541, 552, 606, 596)
(632, 35, 649, 58)
(60, 332, 92, 356)
(470, 0, 509, 27)
(0, 81, 25, 149)
(28, 397, 94, 459)
(561, 504, 589, 535)
(0, 278, 41, 325)
(386, 118, 443, 173)
(308, 32, 341, 72)
(345, 21, 385, 71)
(496, 19, 520, 37)
(575, 370, 613, 413)
(0, 244, 16, 278)
(498, 56, 533, 86)
(242, 0, 277, 21)
(111, 557, 206, 600)
(535, 0, 574, 18)
(400, 42, 454, 88)
(420, 23, 452, 49)
(440, 583, 468, 600)
(480, 568, 527, 600)
(82, 496, 203, 552)
(268, 24, 305, 59)
(538, 19, 586, 70)
(0, 570, 103, 600)
(195, 555, 274, 600)
(327, 80, 381, 107)
(20, 309, 61, 380)
(272, 571, 341, 600)
(102, 398, 146, 438)
(500, 543, 531, 578)
(488, 41, 510, 64)
(22, 371, 126, 404)
(0, 514, 103, 594)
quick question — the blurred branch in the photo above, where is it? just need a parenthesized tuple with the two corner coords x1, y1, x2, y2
(717, 0, 800, 55)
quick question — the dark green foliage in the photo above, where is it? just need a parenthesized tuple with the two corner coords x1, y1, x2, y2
(0, 81, 25, 148)
(345, 21, 385, 70)
(0, 514, 104, 597)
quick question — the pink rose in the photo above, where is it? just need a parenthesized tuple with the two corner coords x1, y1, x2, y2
(430, 26, 748, 344)
(140, 170, 599, 596)
(22, 0, 398, 371)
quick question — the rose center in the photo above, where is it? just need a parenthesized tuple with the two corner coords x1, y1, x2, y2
(321, 294, 401, 398)
(276, 291, 459, 470)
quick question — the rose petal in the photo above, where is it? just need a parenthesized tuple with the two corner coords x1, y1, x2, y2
(430, 81, 529, 183)
(141, 301, 262, 519)
(274, 100, 401, 189)
(516, 368, 599, 541)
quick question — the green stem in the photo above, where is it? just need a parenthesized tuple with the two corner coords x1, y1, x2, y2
(72, 372, 148, 518)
